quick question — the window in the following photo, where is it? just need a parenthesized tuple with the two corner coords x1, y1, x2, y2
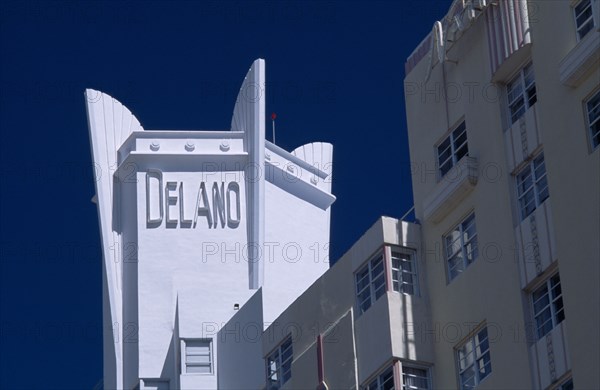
(507, 63, 537, 124)
(557, 377, 574, 390)
(586, 89, 600, 150)
(444, 212, 478, 281)
(356, 252, 386, 314)
(181, 339, 212, 374)
(140, 381, 168, 390)
(532, 273, 565, 339)
(266, 336, 293, 389)
(516, 153, 549, 220)
(437, 121, 469, 177)
(402, 366, 430, 390)
(391, 250, 417, 295)
(364, 366, 395, 390)
(457, 327, 492, 389)
(574, 0, 595, 40)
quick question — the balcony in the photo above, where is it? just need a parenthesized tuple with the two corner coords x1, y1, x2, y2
(423, 157, 478, 224)
(559, 30, 600, 87)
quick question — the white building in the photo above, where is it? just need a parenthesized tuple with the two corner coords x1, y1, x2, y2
(402, 0, 599, 388)
(86, 59, 335, 389)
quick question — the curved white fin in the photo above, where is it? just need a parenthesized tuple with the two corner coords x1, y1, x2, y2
(230, 60, 266, 289)
(85, 89, 143, 389)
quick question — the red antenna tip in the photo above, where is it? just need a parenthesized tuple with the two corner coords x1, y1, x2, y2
(271, 112, 277, 121)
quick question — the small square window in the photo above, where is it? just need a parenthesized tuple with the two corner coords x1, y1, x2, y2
(457, 327, 492, 389)
(402, 366, 430, 390)
(181, 339, 212, 374)
(586, 89, 600, 150)
(363, 365, 395, 390)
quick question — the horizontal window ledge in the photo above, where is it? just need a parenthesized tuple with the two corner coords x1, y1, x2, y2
(559, 30, 600, 87)
(491, 43, 532, 83)
(423, 157, 478, 224)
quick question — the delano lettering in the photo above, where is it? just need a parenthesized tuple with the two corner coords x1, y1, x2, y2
(146, 169, 241, 229)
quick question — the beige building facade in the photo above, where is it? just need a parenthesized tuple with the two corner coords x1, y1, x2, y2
(255, 1, 599, 389)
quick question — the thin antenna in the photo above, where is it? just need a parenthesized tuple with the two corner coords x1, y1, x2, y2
(271, 112, 277, 144)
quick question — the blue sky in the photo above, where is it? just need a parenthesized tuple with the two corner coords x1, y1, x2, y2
(0, 1, 448, 388)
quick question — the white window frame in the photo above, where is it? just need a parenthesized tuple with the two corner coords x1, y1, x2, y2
(363, 365, 395, 390)
(456, 326, 492, 390)
(444, 212, 478, 282)
(355, 251, 386, 315)
(402, 365, 431, 390)
(531, 273, 565, 339)
(516, 153, 549, 220)
(266, 336, 293, 389)
(436, 120, 469, 178)
(391, 248, 418, 296)
(585, 88, 600, 151)
(181, 338, 213, 375)
(506, 63, 537, 124)
(573, 0, 596, 41)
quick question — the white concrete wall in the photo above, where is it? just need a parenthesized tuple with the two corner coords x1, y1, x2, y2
(217, 289, 265, 389)
(136, 168, 255, 389)
(262, 179, 331, 326)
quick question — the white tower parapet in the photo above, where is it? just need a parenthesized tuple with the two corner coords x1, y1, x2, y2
(86, 59, 335, 390)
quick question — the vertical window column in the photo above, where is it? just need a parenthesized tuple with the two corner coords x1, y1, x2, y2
(266, 337, 293, 389)
(355, 252, 386, 315)
(506, 63, 537, 124)
(574, 0, 596, 40)
(444, 212, 478, 282)
(586, 89, 600, 150)
(532, 273, 565, 339)
(437, 121, 469, 177)
(391, 249, 418, 295)
(456, 327, 492, 389)
(516, 153, 549, 220)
